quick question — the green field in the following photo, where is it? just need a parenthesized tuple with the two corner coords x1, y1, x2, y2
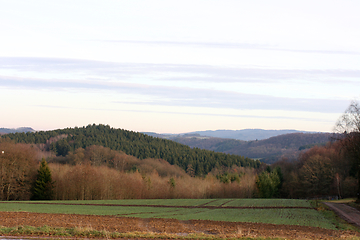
(0, 199, 335, 230)
(6, 198, 313, 207)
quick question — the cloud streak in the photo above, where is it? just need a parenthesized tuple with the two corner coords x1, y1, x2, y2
(0, 74, 349, 113)
(96, 40, 360, 55)
(0, 57, 355, 118)
(1, 57, 359, 84)
(35, 104, 334, 124)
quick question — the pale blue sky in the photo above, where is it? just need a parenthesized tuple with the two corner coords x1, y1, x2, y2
(0, 0, 359, 133)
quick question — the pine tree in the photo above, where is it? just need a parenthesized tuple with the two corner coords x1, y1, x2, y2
(31, 159, 54, 200)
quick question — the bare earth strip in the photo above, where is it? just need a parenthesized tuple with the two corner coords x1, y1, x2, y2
(324, 202, 360, 228)
(0, 212, 359, 239)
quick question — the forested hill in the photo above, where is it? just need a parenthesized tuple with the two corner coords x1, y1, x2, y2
(1, 124, 260, 175)
(171, 132, 333, 164)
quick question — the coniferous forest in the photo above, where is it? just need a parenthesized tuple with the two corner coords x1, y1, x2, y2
(2, 124, 260, 176)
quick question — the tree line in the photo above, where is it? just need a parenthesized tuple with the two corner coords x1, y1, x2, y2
(1, 128, 358, 201)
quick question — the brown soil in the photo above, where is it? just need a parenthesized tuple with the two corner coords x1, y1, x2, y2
(0, 211, 359, 239)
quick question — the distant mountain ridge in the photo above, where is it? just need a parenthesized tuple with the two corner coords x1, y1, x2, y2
(188, 129, 310, 141)
(144, 129, 333, 164)
(144, 129, 312, 141)
(0, 127, 35, 134)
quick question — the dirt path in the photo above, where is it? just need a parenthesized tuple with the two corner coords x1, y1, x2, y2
(324, 202, 360, 228)
(0, 211, 359, 239)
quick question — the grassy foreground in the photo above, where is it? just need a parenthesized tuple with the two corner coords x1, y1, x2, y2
(0, 225, 294, 240)
(0, 199, 335, 229)
(0, 225, 249, 240)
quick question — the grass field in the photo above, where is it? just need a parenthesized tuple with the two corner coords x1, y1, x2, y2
(0, 199, 336, 230)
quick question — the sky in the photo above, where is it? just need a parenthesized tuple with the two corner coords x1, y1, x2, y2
(0, 0, 359, 133)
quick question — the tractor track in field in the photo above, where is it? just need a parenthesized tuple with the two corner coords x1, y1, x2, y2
(3, 201, 314, 209)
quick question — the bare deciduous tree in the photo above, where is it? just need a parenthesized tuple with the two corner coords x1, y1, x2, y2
(335, 100, 360, 202)
(0, 141, 38, 200)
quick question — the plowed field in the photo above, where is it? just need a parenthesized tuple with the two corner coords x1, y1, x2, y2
(0, 211, 359, 239)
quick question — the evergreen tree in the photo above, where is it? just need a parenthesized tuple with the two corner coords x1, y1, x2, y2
(55, 139, 71, 156)
(31, 159, 54, 200)
(256, 170, 281, 198)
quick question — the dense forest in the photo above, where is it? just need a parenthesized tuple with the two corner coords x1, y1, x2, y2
(1, 133, 358, 201)
(1, 124, 260, 176)
(0, 140, 258, 201)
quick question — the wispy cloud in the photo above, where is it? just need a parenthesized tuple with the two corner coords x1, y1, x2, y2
(0, 74, 349, 113)
(112, 89, 349, 114)
(0, 57, 355, 115)
(1, 57, 359, 84)
(97, 40, 269, 50)
(35, 104, 334, 124)
(95, 40, 360, 55)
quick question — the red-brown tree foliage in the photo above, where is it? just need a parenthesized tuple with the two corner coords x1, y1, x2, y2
(49, 163, 258, 200)
(275, 142, 357, 199)
(0, 141, 38, 200)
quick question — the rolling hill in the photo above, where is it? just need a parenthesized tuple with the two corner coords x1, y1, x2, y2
(1, 124, 260, 175)
(1, 126, 333, 164)
(167, 132, 333, 164)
